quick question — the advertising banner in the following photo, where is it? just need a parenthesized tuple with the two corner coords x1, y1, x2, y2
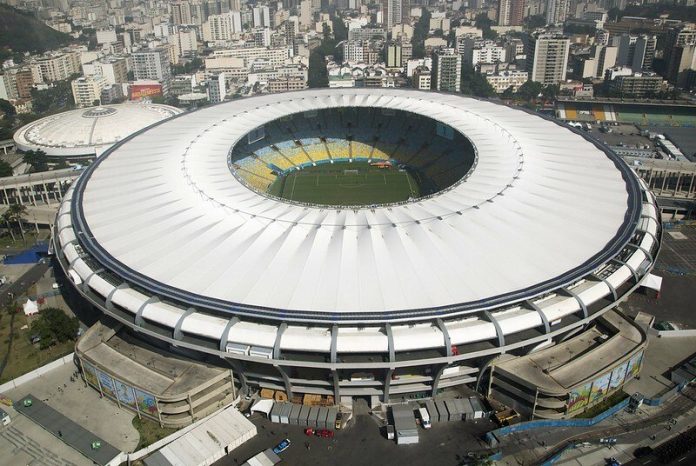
(609, 361, 629, 391)
(589, 372, 611, 404)
(114, 379, 137, 409)
(567, 381, 592, 414)
(625, 352, 643, 381)
(134, 388, 158, 416)
(96, 370, 116, 399)
(82, 360, 99, 389)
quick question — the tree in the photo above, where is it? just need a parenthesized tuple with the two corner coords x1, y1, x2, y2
(461, 66, 496, 98)
(524, 14, 547, 31)
(23, 149, 48, 173)
(0, 160, 13, 177)
(411, 9, 432, 59)
(516, 80, 543, 101)
(30, 307, 79, 349)
(2, 203, 27, 242)
(475, 14, 498, 40)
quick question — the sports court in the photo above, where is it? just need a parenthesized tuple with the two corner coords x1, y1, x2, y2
(267, 161, 419, 206)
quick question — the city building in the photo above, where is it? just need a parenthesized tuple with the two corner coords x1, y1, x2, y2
(485, 69, 529, 93)
(207, 73, 226, 103)
(607, 72, 664, 97)
(546, 0, 569, 25)
(431, 48, 461, 92)
(526, 33, 570, 85)
(33, 51, 82, 83)
(412, 66, 431, 90)
(83, 57, 129, 85)
(71, 75, 109, 107)
(132, 48, 172, 93)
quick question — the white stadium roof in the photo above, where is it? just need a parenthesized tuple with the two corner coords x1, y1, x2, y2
(13, 103, 182, 157)
(70, 89, 640, 322)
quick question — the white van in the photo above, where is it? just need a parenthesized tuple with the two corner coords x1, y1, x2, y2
(418, 407, 431, 429)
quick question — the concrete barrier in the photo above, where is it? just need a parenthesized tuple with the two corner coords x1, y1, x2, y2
(0, 352, 75, 393)
(655, 329, 696, 338)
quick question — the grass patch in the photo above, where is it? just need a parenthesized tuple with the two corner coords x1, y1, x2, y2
(575, 391, 628, 419)
(132, 416, 178, 450)
(0, 309, 74, 383)
(268, 161, 419, 206)
(0, 230, 49, 250)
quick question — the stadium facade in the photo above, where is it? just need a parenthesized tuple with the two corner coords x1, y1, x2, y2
(13, 103, 182, 159)
(54, 89, 661, 424)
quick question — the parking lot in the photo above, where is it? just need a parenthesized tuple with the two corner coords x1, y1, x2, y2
(216, 411, 496, 466)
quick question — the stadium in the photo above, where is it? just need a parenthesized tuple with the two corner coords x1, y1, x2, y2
(53, 89, 661, 424)
(13, 103, 182, 159)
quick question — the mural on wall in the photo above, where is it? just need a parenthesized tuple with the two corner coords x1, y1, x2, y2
(589, 372, 612, 404)
(81, 360, 99, 389)
(609, 361, 629, 391)
(567, 381, 592, 414)
(96, 370, 116, 399)
(134, 388, 158, 416)
(626, 352, 643, 381)
(114, 379, 137, 409)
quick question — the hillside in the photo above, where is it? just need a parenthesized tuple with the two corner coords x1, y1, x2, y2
(0, 5, 73, 57)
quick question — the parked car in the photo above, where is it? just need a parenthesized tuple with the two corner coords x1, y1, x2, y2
(335, 411, 343, 430)
(315, 429, 334, 438)
(273, 438, 291, 454)
(304, 428, 314, 436)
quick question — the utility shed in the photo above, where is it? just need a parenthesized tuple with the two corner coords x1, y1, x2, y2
(435, 400, 449, 423)
(299, 406, 311, 426)
(444, 400, 461, 421)
(391, 404, 419, 445)
(468, 397, 485, 419)
(425, 400, 438, 424)
(144, 407, 256, 466)
(241, 448, 281, 466)
(279, 403, 291, 424)
(460, 398, 475, 421)
(289, 404, 302, 425)
(317, 407, 329, 429)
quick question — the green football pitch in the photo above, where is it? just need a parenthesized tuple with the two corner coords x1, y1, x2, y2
(267, 161, 420, 206)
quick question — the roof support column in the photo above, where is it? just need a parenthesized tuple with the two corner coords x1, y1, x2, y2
(273, 322, 287, 360)
(592, 274, 617, 302)
(332, 370, 340, 402)
(525, 300, 550, 334)
(135, 296, 159, 327)
(483, 311, 505, 349)
(330, 325, 338, 364)
(436, 319, 452, 357)
(385, 324, 395, 363)
(105, 283, 127, 312)
(627, 242, 653, 264)
(275, 365, 293, 400)
(219, 317, 240, 352)
(432, 364, 447, 397)
(383, 368, 393, 403)
(611, 258, 639, 283)
(562, 287, 588, 320)
(173, 308, 196, 340)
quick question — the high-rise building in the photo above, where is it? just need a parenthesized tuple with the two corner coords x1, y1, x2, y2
(33, 51, 82, 83)
(207, 73, 226, 103)
(431, 48, 461, 92)
(545, 0, 568, 25)
(253, 6, 271, 28)
(83, 57, 129, 84)
(71, 75, 108, 107)
(203, 12, 242, 42)
(497, 0, 525, 26)
(383, 0, 403, 30)
(664, 27, 696, 83)
(526, 33, 570, 84)
(632, 35, 656, 72)
(387, 43, 402, 68)
(172, 1, 193, 25)
(132, 48, 172, 93)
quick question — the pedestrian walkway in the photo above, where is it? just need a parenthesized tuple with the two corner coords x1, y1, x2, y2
(14, 395, 120, 465)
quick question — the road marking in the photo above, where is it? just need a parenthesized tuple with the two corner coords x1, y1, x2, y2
(678, 456, 687, 462)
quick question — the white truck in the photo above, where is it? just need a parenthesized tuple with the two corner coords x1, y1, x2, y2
(418, 407, 431, 429)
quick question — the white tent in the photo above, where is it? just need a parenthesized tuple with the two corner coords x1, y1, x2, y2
(641, 273, 663, 298)
(23, 299, 38, 316)
(250, 399, 274, 418)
